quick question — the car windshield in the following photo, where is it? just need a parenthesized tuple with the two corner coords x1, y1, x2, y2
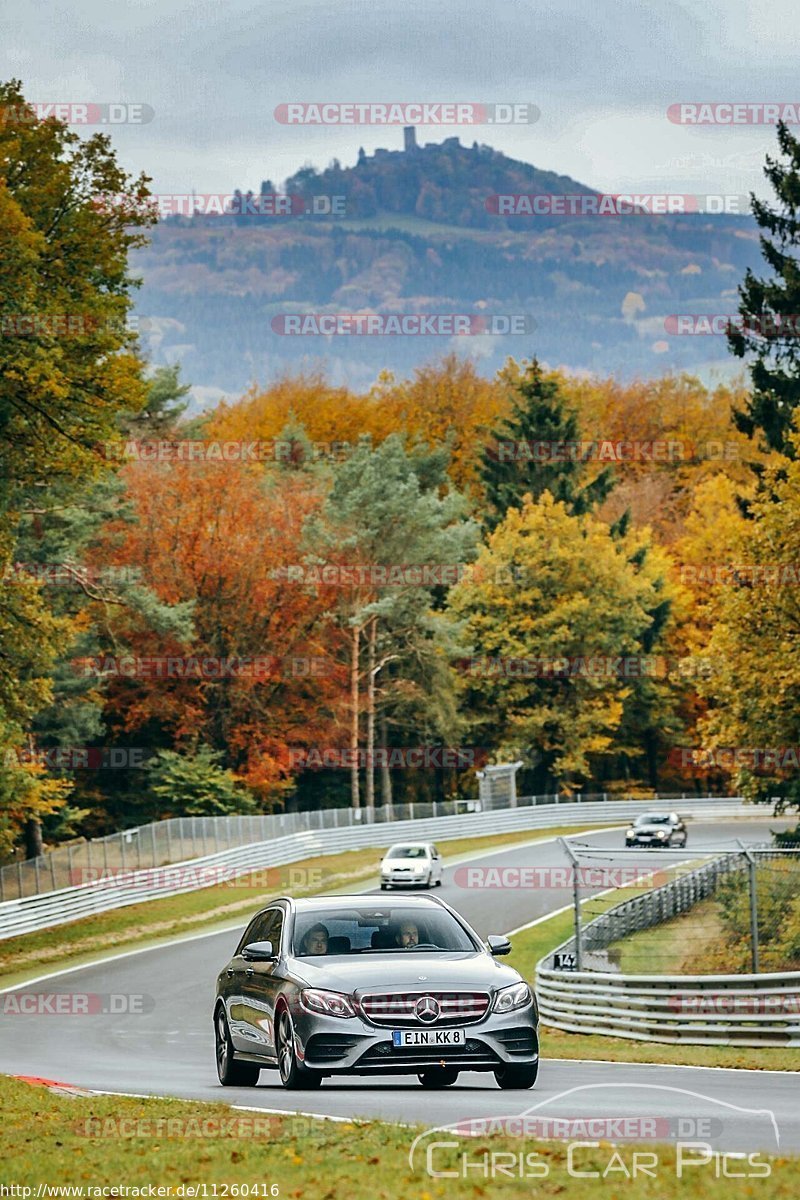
(635, 814, 671, 825)
(385, 846, 428, 859)
(292, 906, 476, 955)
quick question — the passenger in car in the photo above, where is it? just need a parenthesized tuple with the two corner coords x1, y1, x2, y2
(299, 923, 329, 955)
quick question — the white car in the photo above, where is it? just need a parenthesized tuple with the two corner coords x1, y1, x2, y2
(380, 842, 443, 889)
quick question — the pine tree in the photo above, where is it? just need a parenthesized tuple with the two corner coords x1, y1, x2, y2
(728, 121, 800, 455)
(479, 359, 614, 531)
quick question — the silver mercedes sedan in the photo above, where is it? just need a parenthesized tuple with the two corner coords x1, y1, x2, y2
(214, 894, 539, 1090)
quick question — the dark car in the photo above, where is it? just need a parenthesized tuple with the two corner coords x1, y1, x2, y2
(625, 811, 688, 848)
(214, 894, 539, 1091)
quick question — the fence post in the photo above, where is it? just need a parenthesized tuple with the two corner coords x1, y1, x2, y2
(738, 841, 760, 974)
(559, 837, 582, 970)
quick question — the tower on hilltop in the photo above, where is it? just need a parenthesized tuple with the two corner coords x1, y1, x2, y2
(403, 125, 418, 152)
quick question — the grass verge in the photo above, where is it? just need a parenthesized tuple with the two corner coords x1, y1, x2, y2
(1, 1074, 797, 1196)
(506, 898, 800, 1071)
(0, 823, 614, 986)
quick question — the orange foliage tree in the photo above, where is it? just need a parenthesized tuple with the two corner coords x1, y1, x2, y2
(97, 459, 347, 802)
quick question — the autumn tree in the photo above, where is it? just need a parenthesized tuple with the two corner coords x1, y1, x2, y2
(448, 492, 672, 792)
(0, 78, 154, 854)
(308, 436, 478, 809)
(698, 426, 800, 814)
(99, 456, 345, 810)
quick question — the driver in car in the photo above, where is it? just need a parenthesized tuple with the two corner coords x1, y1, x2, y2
(299, 923, 329, 955)
(395, 920, 420, 948)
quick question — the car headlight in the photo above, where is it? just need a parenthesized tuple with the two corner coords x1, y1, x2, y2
(492, 981, 532, 1014)
(626, 829, 635, 838)
(656, 830, 668, 839)
(299, 989, 356, 1018)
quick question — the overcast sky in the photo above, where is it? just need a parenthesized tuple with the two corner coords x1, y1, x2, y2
(3, 0, 796, 199)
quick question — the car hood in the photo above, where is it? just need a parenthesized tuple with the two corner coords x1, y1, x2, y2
(631, 824, 670, 835)
(288, 951, 523, 993)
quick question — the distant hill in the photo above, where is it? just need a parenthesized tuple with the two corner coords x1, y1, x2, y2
(132, 132, 760, 397)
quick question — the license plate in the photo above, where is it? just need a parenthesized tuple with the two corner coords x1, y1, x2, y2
(392, 1028, 466, 1048)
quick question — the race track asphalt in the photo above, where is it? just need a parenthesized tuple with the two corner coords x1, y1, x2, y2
(1, 817, 797, 1153)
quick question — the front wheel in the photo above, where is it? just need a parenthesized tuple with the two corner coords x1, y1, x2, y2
(277, 1009, 322, 1089)
(215, 1007, 260, 1087)
(418, 1067, 459, 1088)
(494, 1061, 538, 1090)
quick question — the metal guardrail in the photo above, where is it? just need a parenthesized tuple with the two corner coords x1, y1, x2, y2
(537, 848, 800, 1047)
(535, 968, 800, 1047)
(0, 796, 750, 941)
(0, 790, 730, 904)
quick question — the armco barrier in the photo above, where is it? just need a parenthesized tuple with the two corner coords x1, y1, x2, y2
(535, 967, 800, 1047)
(0, 796, 751, 940)
(537, 846, 800, 1047)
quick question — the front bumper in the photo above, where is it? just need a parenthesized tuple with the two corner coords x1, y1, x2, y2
(293, 1003, 539, 1075)
(380, 872, 430, 887)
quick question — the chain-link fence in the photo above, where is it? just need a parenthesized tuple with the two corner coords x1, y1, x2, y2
(0, 790, 726, 903)
(548, 841, 800, 975)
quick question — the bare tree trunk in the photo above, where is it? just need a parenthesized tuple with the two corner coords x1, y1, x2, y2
(380, 714, 392, 808)
(365, 618, 377, 812)
(24, 818, 44, 859)
(350, 624, 361, 809)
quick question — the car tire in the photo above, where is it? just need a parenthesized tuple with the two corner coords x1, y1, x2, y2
(276, 1009, 322, 1089)
(418, 1068, 459, 1088)
(215, 1007, 261, 1087)
(494, 1061, 539, 1090)
(380, 883, 388, 890)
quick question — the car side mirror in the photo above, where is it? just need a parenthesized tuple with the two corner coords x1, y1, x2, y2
(487, 934, 512, 956)
(242, 940, 276, 962)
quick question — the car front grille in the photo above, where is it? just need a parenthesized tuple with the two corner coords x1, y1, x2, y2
(357, 1038, 499, 1067)
(360, 990, 491, 1027)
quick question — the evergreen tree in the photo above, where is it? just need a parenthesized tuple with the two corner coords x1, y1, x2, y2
(728, 121, 800, 455)
(479, 359, 614, 531)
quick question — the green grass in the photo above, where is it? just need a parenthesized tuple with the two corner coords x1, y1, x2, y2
(506, 900, 800, 1071)
(612, 897, 726, 975)
(1, 1074, 797, 1196)
(0, 823, 614, 986)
